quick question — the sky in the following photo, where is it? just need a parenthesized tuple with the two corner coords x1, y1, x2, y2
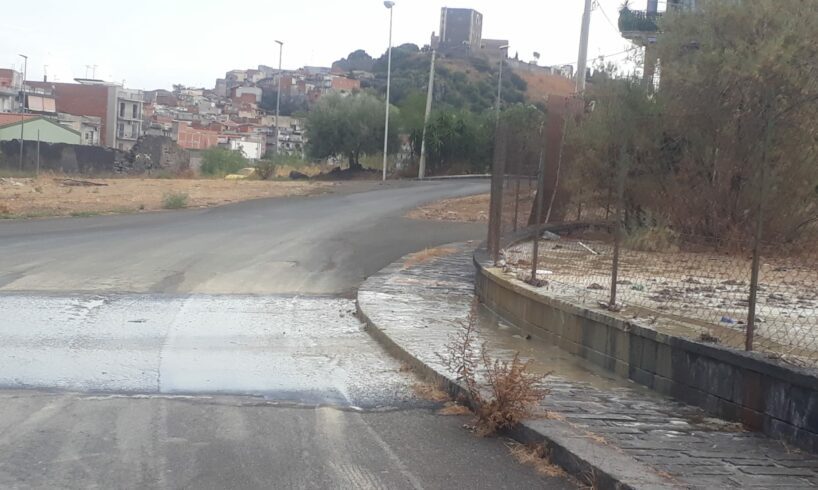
(1, 0, 654, 91)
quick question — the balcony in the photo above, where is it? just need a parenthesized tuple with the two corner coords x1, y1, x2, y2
(618, 7, 661, 34)
(117, 89, 143, 102)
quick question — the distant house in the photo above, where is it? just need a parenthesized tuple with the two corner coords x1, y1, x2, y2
(0, 113, 81, 145)
(0, 69, 22, 113)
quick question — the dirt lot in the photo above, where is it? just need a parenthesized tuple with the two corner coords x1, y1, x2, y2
(502, 238, 818, 367)
(406, 193, 490, 223)
(0, 176, 330, 219)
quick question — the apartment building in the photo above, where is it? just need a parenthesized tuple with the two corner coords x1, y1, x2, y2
(27, 79, 143, 150)
(0, 69, 22, 113)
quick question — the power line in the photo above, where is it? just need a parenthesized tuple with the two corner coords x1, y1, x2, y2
(550, 47, 637, 68)
(593, 0, 620, 35)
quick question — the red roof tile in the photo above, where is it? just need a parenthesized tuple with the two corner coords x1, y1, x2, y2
(0, 113, 37, 126)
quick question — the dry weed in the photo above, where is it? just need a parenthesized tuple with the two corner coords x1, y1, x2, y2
(438, 300, 550, 436)
(412, 382, 450, 403)
(507, 441, 567, 478)
(398, 362, 414, 373)
(437, 402, 473, 416)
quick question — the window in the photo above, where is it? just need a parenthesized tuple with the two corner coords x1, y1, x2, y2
(119, 102, 125, 118)
(132, 104, 138, 119)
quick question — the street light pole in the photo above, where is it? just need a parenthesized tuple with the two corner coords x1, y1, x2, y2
(382, 1, 395, 181)
(18, 54, 28, 171)
(274, 40, 284, 156)
(576, 0, 592, 93)
(418, 49, 436, 180)
(495, 45, 509, 123)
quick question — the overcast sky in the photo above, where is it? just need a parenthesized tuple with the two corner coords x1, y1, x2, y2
(1, 0, 654, 90)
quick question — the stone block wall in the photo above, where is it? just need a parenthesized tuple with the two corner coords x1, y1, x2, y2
(474, 246, 818, 452)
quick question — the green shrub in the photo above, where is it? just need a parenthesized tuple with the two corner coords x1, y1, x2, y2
(162, 191, 189, 209)
(254, 160, 277, 180)
(200, 148, 247, 176)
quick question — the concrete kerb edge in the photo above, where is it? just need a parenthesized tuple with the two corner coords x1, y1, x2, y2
(356, 259, 676, 490)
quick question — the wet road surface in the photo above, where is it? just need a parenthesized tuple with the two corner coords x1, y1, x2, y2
(0, 392, 574, 489)
(0, 295, 411, 404)
(0, 180, 576, 488)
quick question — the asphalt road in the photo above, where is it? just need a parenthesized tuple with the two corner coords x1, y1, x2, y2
(0, 180, 488, 295)
(0, 180, 574, 489)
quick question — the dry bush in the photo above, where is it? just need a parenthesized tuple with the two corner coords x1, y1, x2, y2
(623, 224, 679, 253)
(475, 351, 550, 436)
(439, 300, 550, 436)
(412, 382, 450, 403)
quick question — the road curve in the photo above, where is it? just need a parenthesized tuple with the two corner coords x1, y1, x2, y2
(0, 180, 488, 295)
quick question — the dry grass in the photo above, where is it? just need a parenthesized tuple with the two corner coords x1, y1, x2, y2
(513, 69, 576, 105)
(437, 402, 473, 416)
(405, 193, 490, 223)
(0, 174, 328, 219)
(507, 441, 568, 478)
(403, 246, 458, 268)
(412, 383, 450, 403)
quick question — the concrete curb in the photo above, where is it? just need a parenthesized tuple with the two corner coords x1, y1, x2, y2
(356, 248, 679, 490)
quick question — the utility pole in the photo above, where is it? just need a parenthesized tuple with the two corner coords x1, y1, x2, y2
(418, 49, 436, 180)
(576, 0, 592, 93)
(18, 54, 28, 172)
(382, 1, 396, 181)
(495, 45, 510, 123)
(274, 40, 284, 156)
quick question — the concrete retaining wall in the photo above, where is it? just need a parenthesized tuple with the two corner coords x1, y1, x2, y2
(474, 246, 818, 452)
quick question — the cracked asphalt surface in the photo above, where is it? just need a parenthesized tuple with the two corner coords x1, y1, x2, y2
(0, 180, 574, 489)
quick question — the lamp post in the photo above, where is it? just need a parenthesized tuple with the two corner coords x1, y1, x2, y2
(495, 45, 509, 123)
(274, 40, 284, 155)
(382, 0, 395, 181)
(18, 54, 28, 171)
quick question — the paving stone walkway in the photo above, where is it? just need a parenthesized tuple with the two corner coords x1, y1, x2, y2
(358, 242, 818, 489)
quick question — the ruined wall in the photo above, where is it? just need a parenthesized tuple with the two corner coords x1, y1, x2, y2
(0, 140, 127, 174)
(130, 135, 190, 174)
(0, 136, 190, 175)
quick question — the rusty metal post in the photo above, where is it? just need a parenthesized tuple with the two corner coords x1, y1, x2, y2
(487, 125, 507, 263)
(512, 176, 521, 232)
(530, 144, 546, 283)
(610, 148, 627, 308)
(746, 113, 774, 351)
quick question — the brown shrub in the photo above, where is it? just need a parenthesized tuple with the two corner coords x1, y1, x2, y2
(439, 300, 550, 436)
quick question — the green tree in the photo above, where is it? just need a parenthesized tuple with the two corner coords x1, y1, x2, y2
(423, 109, 494, 175)
(304, 93, 399, 169)
(398, 90, 428, 160)
(566, 0, 818, 242)
(200, 148, 248, 176)
(654, 0, 818, 240)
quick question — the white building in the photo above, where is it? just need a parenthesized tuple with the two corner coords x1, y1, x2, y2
(229, 138, 264, 160)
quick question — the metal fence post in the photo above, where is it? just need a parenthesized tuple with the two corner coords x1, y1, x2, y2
(530, 143, 546, 283)
(488, 125, 507, 263)
(746, 113, 774, 352)
(610, 148, 627, 308)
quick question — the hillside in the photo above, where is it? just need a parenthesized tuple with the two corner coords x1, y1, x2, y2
(333, 46, 575, 113)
